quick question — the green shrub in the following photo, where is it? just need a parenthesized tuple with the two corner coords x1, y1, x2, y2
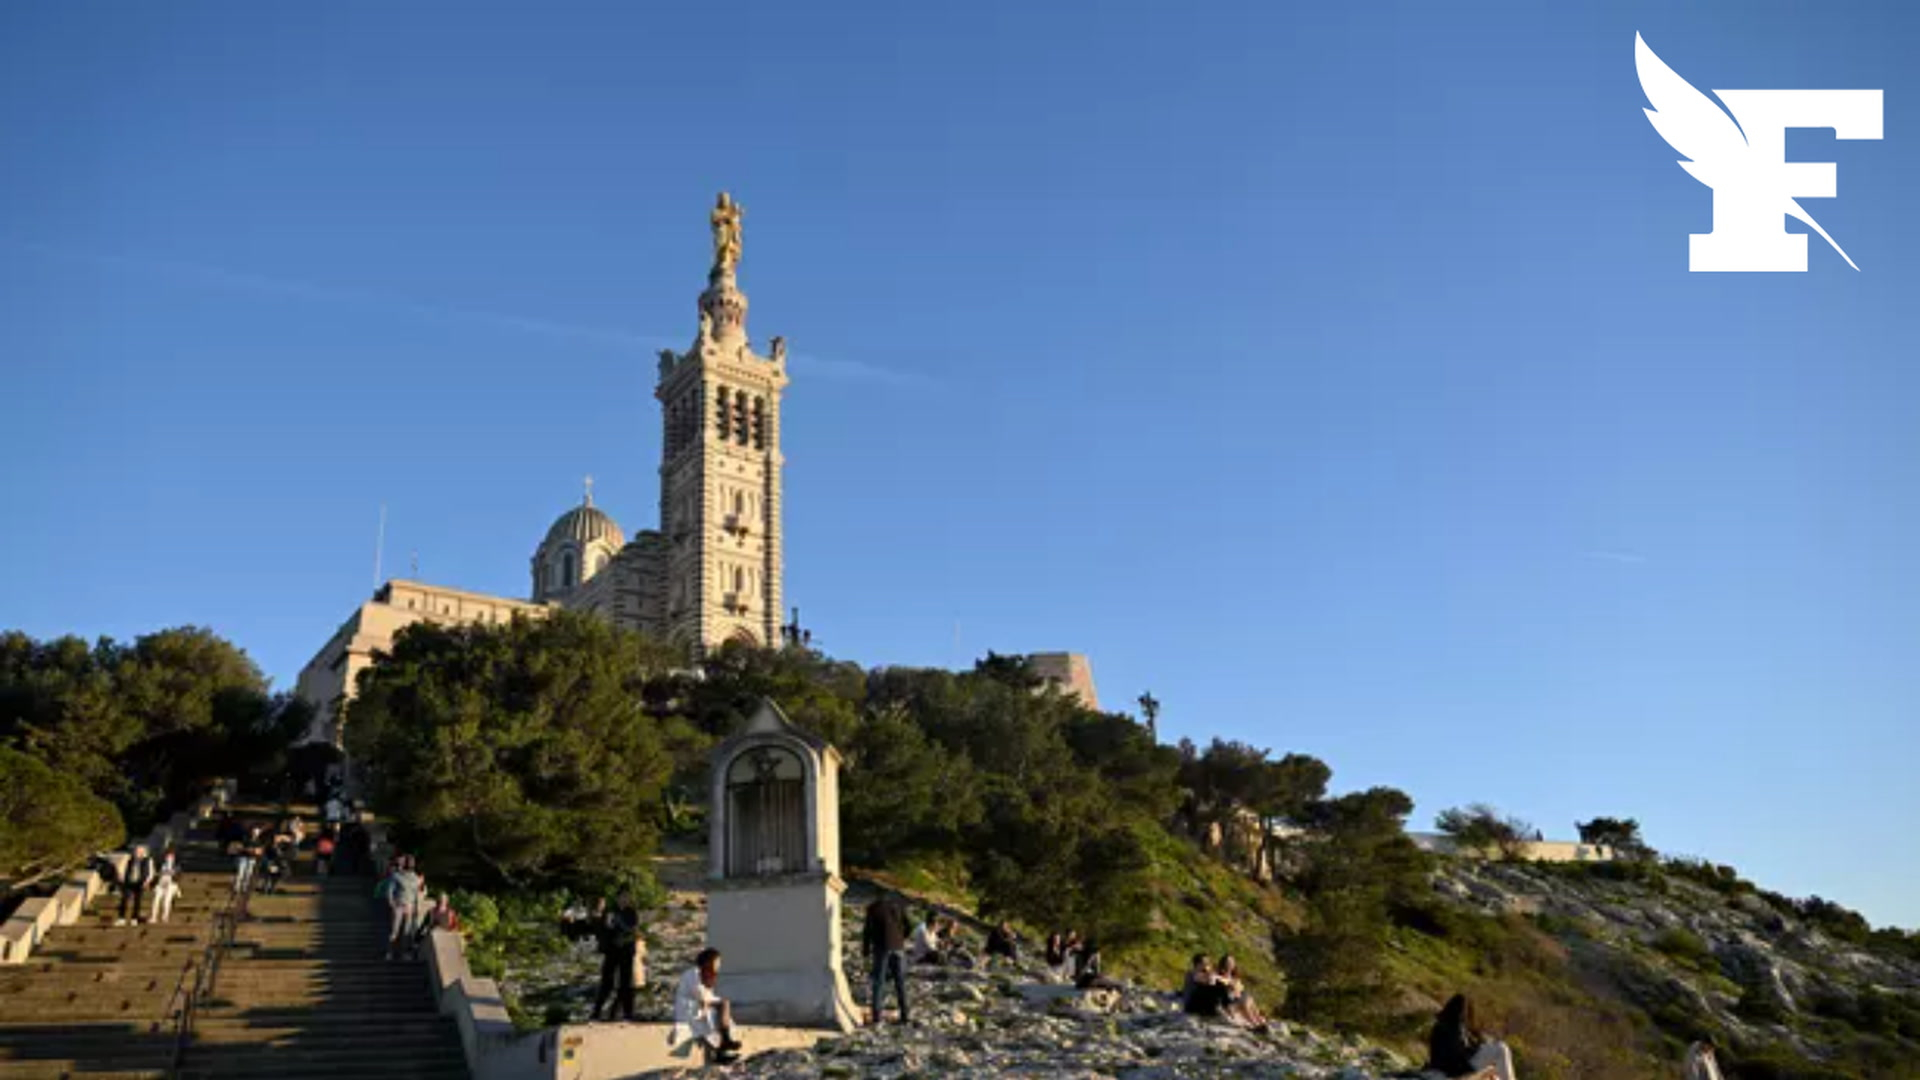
(1651, 927, 1715, 972)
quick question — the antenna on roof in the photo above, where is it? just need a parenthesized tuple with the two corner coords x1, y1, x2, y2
(374, 503, 387, 588)
(410, 550, 419, 579)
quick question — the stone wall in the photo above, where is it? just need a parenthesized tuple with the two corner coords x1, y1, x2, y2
(1410, 832, 1617, 863)
(1028, 652, 1100, 710)
(293, 580, 552, 745)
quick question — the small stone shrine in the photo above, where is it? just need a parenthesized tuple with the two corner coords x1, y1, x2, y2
(705, 698, 859, 1031)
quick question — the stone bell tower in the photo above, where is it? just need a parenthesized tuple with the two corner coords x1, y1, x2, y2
(654, 192, 788, 653)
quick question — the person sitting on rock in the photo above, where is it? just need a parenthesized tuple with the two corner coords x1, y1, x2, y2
(1044, 932, 1069, 980)
(1215, 954, 1271, 1033)
(1683, 1039, 1724, 1080)
(935, 916, 977, 969)
(985, 919, 1019, 965)
(909, 911, 945, 965)
(1424, 993, 1513, 1079)
(1072, 937, 1121, 991)
(672, 947, 744, 1065)
(1181, 954, 1223, 1016)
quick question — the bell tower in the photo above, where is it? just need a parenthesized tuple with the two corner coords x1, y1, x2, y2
(654, 193, 788, 652)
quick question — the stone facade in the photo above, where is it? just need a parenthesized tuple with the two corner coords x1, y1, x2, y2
(1029, 652, 1099, 710)
(1409, 832, 1617, 863)
(293, 580, 552, 745)
(296, 195, 791, 742)
(529, 192, 788, 652)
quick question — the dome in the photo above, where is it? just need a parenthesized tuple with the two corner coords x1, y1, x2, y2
(544, 500, 626, 549)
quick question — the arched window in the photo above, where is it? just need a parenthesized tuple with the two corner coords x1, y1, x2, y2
(561, 552, 575, 587)
(724, 745, 806, 877)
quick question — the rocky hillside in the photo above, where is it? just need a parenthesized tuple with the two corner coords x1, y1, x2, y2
(468, 837, 1917, 1079)
(475, 844, 1415, 1079)
(1425, 858, 1920, 1079)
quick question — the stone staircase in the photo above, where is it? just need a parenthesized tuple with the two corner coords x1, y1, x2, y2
(0, 812, 469, 1080)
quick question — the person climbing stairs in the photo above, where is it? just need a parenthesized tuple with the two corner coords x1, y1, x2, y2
(0, 804, 468, 1079)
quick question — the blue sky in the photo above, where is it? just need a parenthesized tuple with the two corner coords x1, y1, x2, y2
(3, 2, 1915, 928)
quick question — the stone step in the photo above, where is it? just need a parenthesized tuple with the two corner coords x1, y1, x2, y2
(3, 818, 469, 1080)
(0, 1062, 170, 1080)
(170, 1043, 468, 1072)
(4, 1024, 459, 1055)
(0, 980, 439, 1006)
(175, 1064, 469, 1080)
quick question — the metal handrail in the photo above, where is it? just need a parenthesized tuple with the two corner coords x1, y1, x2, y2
(165, 872, 245, 1078)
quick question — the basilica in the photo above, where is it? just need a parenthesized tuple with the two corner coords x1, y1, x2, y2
(294, 194, 791, 744)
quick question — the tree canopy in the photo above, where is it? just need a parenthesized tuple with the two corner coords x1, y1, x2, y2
(345, 611, 683, 895)
(1435, 802, 1536, 860)
(0, 746, 124, 891)
(0, 628, 300, 819)
(0, 626, 300, 892)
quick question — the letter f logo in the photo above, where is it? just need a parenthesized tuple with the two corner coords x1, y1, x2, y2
(1637, 33, 1882, 271)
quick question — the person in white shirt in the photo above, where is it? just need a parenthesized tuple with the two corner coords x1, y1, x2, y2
(1684, 1040, 1724, 1080)
(671, 948, 743, 1064)
(150, 846, 182, 924)
(908, 916, 942, 964)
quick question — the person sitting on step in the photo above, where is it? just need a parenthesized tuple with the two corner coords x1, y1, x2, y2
(672, 947, 744, 1065)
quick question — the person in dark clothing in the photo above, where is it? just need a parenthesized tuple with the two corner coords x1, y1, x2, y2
(1426, 994, 1485, 1077)
(1044, 931, 1071, 981)
(341, 823, 371, 875)
(861, 891, 911, 1025)
(589, 893, 643, 1022)
(984, 919, 1019, 964)
(1181, 954, 1225, 1016)
(216, 813, 244, 854)
(1073, 938, 1120, 991)
(116, 845, 155, 926)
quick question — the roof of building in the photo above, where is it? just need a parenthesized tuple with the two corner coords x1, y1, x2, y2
(543, 498, 626, 549)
